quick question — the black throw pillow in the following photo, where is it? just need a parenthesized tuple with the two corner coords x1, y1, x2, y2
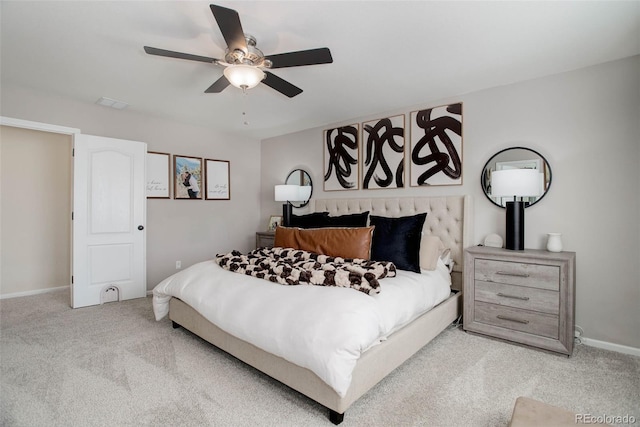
(369, 213, 427, 273)
(288, 212, 330, 228)
(326, 211, 370, 227)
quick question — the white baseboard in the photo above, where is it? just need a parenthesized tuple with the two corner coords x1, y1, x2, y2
(0, 285, 68, 300)
(582, 337, 640, 357)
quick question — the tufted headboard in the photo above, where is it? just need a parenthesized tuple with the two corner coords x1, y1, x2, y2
(313, 196, 473, 291)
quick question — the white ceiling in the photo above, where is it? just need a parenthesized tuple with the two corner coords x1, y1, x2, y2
(1, 1, 639, 140)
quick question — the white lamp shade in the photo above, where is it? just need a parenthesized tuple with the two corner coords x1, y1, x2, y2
(491, 169, 542, 197)
(275, 185, 301, 202)
(223, 64, 265, 89)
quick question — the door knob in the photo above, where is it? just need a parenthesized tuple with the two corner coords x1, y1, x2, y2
(138, 225, 144, 230)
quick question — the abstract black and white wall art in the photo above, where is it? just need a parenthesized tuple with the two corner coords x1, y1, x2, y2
(410, 103, 463, 186)
(323, 124, 359, 191)
(362, 114, 405, 189)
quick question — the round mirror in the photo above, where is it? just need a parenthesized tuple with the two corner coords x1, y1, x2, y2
(285, 169, 313, 208)
(481, 147, 552, 208)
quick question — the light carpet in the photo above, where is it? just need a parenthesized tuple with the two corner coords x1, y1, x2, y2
(1, 289, 638, 426)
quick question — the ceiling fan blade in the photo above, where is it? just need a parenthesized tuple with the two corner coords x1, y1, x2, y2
(262, 71, 303, 98)
(144, 46, 216, 63)
(266, 48, 333, 69)
(204, 76, 231, 93)
(210, 4, 247, 54)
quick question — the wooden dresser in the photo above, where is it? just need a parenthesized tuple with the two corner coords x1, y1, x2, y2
(464, 246, 576, 355)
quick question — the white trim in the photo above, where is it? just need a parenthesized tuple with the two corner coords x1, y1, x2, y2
(582, 337, 640, 357)
(0, 286, 69, 300)
(0, 116, 80, 135)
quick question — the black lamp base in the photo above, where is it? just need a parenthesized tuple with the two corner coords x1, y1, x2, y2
(505, 201, 525, 250)
(282, 203, 292, 227)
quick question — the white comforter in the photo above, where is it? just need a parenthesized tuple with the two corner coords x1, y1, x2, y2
(152, 258, 451, 397)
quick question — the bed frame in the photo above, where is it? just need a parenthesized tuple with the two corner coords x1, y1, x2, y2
(169, 195, 472, 424)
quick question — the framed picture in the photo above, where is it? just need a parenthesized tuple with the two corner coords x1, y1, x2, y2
(323, 123, 359, 191)
(173, 155, 203, 199)
(146, 151, 170, 198)
(362, 114, 405, 189)
(268, 215, 282, 231)
(410, 102, 463, 186)
(205, 159, 230, 200)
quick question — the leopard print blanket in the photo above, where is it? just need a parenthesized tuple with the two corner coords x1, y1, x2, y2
(215, 247, 396, 295)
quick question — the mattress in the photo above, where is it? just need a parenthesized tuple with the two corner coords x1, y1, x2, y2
(153, 258, 451, 397)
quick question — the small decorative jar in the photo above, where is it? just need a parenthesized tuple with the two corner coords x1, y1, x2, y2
(546, 233, 563, 252)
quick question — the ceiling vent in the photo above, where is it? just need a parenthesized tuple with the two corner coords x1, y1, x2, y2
(96, 97, 129, 110)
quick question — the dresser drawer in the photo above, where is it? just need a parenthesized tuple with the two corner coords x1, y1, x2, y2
(474, 301, 559, 339)
(475, 259, 559, 291)
(475, 281, 559, 315)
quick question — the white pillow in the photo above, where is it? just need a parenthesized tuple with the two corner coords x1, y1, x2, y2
(420, 234, 446, 271)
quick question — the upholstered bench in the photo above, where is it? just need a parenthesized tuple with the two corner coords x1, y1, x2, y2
(509, 397, 611, 426)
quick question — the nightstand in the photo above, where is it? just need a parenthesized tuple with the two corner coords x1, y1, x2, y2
(255, 231, 275, 249)
(463, 246, 576, 355)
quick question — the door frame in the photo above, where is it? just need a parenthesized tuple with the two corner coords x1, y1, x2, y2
(0, 116, 80, 304)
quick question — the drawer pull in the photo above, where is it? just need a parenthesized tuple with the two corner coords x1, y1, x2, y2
(497, 315, 530, 325)
(496, 292, 530, 301)
(496, 271, 530, 278)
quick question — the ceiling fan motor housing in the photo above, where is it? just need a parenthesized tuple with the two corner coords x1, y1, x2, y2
(225, 35, 271, 68)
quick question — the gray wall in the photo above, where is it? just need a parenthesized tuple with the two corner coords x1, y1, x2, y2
(1, 85, 262, 290)
(260, 56, 640, 349)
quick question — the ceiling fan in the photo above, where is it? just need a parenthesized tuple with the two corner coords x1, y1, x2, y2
(144, 4, 333, 98)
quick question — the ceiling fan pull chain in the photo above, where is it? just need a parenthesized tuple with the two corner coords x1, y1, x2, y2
(242, 90, 250, 126)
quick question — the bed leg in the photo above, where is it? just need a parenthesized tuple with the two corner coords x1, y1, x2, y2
(329, 410, 344, 425)
(172, 321, 181, 329)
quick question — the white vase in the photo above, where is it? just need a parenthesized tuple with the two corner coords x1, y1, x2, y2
(546, 233, 563, 252)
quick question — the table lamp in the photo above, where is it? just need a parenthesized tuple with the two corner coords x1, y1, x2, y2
(491, 169, 542, 250)
(274, 184, 302, 227)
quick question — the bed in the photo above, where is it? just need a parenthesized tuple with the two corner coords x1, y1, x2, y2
(153, 195, 472, 424)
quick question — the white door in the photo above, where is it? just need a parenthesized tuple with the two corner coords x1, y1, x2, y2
(72, 134, 146, 308)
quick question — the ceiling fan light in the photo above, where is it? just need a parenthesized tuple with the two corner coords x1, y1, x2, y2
(223, 64, 265, 90)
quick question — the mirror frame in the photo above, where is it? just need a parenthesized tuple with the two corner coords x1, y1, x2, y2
(481, 147, 552, 208)
(285, 169, 313, 208)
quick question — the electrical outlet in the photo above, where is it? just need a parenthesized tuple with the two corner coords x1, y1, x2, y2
(176, 261, 181, 269)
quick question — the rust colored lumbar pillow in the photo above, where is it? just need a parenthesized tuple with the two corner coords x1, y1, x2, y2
(274, 226, 374, 260)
